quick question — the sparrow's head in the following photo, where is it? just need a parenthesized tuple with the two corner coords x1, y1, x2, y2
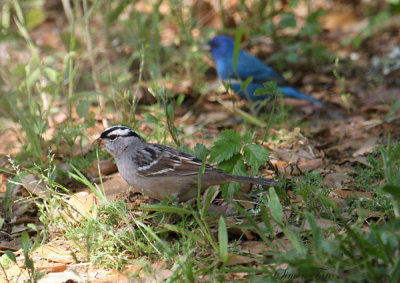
(96, 125, 144, 157)
(207, 35, 235, 59)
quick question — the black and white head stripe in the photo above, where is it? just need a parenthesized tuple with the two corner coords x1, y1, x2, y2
(100, 126, 143, 140)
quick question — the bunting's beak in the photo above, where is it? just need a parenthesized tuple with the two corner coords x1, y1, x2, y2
(93, 137, 104, 146)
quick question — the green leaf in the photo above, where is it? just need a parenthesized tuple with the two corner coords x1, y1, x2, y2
(243, 144, 269, 171)
(289, 0, 299, 7)
(260, 205, 274, 235)
(76, 100, 91, 118)
(221, 183, 240, 200)
(305, 213, 323, 252)
(68, 91, 105, 102)
(253, 87, 269, 97)
(0, 254, 11, 269)
(139, 204, 193, 215)
(26, 68, 40, 89)
(243, 131, 253, 144)
(44, 67, 58, 83)
(108, 0, 130, 22)
(21, 231, 31, 257)
(267, 187, 283, 225)
(280, 12, 297, 28)
(383, 184, 400, 200)
(210, 130, 242, 163)
(2, 2, 11, 29)
(176, 93, 185, 107)
(283, 227, 305, 253)
(386, 98, 400, 120)
(286, 52, 299, 63)
(143, 113, 159, 124)
(194, 143, 208, 160)
(233, 26, 243, 71)
(218, 154, 246, 175)
(263, 81, 279, 94)
(254, 81, 279, 96)
(238, 77, 253, 92)
(4, 250, 16, 263)
(167, 103, 174, 119)
(0, 217, 4, 229)
(219, 154, 246, 199)
(218, 216, 228, 263)
(26, 8, 45, 30)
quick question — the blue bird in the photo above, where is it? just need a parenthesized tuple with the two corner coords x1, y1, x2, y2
(207, 35, 324, 106)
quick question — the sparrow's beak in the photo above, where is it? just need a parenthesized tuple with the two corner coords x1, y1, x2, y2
(201, 43, 211, 52)
(93, 137, 104, 146)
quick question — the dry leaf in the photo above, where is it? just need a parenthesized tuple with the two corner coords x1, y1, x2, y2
(39, 270, 81, 283)
(88, 159, 118, 177)
(240, 241, 270, 254)
(20, 174, 49, 198)
(323, 172, 353, 189)
(352, 137, 378, 157)
(298, 158, 323, 172)
(356, 208, 384, 219)
(36, 263, 67, 273)
(304, 218, 338, 230)
(227, 254, 258, 266)
(327, 191, 347, 210)
(0, 243, 20, 251)
(348, 156, 372, 167)
(333, 188, 373, 199)
(66, 191, 99, 220)
(35, 244, 75, 264)
(101, 174, 132, 201)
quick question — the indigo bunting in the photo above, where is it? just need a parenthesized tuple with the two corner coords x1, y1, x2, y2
(207, 35, 324, 106)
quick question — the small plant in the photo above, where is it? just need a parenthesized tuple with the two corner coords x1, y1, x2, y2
(333, 57, 352, 109)
(381, 136, 400, 218)
(208, 129, 270, 199)
(2, 231, 45, 283)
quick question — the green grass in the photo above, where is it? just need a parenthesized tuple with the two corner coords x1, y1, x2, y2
(1, 0, 400, 282)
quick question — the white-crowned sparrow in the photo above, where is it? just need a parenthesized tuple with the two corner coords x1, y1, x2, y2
(96, 125, 279, 201)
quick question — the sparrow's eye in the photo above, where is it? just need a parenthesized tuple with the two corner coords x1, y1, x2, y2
(109, 135, 117, 141)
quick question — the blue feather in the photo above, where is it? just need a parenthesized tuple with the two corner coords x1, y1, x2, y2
(208, 35, 325, 106)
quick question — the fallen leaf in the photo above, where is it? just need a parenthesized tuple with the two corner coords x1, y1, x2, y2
(304, 218, 338, 230)
(209, 203, 238, 217)
(333, 188, 373, 199)
(0, 244, 20, 251)
(270, 160, 296, 176)
(356, 208, 384, 219)
(66, 191, 99, 219)
(352, 137, 378, 157)
(101, 174, 132, 201)
(36, 263, 67, 273)
(39, 270, 81, 283)
(35, 244, 75, 264)
(347, 156, 372, 167)
(234, 191, 255, 209)
(298, 158, 323, 172)
(227, 227, 255, 240)
(20, 174, 49, 198)
(327, 191, 347, 210)
(239, 241, 270, 254)
(9, 217, 37, 225)
(323, 172, 354, 188)
(227, 254, 258, 266)
(88, 159, 118, 177)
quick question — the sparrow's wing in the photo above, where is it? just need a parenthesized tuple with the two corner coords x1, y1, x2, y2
(136, 144, 221, 178)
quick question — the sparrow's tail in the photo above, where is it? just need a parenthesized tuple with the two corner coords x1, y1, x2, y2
(280, 86, 326, 106)
(228, 174, 280, 187)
